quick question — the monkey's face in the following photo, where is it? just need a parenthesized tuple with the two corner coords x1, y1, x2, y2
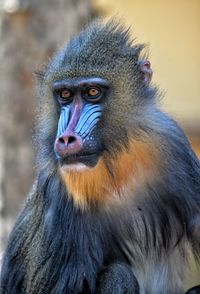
(53, 77, 109, 172)
(45, 21, 153, 177)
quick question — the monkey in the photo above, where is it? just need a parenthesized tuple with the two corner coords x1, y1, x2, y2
(1, 20, 200, 294)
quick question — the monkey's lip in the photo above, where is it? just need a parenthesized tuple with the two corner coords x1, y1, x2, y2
(60, 153, 100, 167)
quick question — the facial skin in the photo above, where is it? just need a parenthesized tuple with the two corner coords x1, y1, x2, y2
(53, 77, 110, 171)
(53, 59, 152, 173)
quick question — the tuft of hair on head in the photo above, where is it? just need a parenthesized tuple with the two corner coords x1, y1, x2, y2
(45, 18, 146, 83)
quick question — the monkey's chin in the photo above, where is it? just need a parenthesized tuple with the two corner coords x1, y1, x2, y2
(59, 154, 100, 172)
(60, 163, 91, 172)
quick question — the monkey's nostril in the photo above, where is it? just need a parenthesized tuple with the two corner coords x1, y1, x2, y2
(58, 137, 65, 145)
(68, 136, 76, 144)
(58, 135, 76, 146)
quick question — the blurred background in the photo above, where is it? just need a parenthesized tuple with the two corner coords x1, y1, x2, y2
(0, 0, 199, 253)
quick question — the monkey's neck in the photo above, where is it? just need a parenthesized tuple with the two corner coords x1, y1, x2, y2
(60, 140, 159, 210)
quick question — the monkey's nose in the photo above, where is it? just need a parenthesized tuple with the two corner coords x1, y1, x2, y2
(54, 132, 83, 157)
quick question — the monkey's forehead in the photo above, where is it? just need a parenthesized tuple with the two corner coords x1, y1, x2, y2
(45, 20, 144, 82)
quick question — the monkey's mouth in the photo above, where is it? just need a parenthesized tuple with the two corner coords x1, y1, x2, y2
(59, 152, 100, 168)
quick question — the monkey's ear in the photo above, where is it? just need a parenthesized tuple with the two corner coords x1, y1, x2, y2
(138, 60, 153, 86)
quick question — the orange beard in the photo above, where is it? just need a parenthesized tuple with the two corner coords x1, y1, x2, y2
(60, 138, 160, 210)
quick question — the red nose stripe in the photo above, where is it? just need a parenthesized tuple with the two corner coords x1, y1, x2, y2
(66, 99, 83, 133)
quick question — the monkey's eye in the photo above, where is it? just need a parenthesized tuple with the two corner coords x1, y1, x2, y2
(88, 88, 100, 96)
(57, 88, 72, 104)
(59, 89, 71, 99)
(84, 87, 102, 102)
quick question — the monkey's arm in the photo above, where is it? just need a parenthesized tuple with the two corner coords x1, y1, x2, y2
(96, 263, 139, 294)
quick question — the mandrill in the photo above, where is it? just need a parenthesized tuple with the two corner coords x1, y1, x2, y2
(1, 20, 200, 294)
